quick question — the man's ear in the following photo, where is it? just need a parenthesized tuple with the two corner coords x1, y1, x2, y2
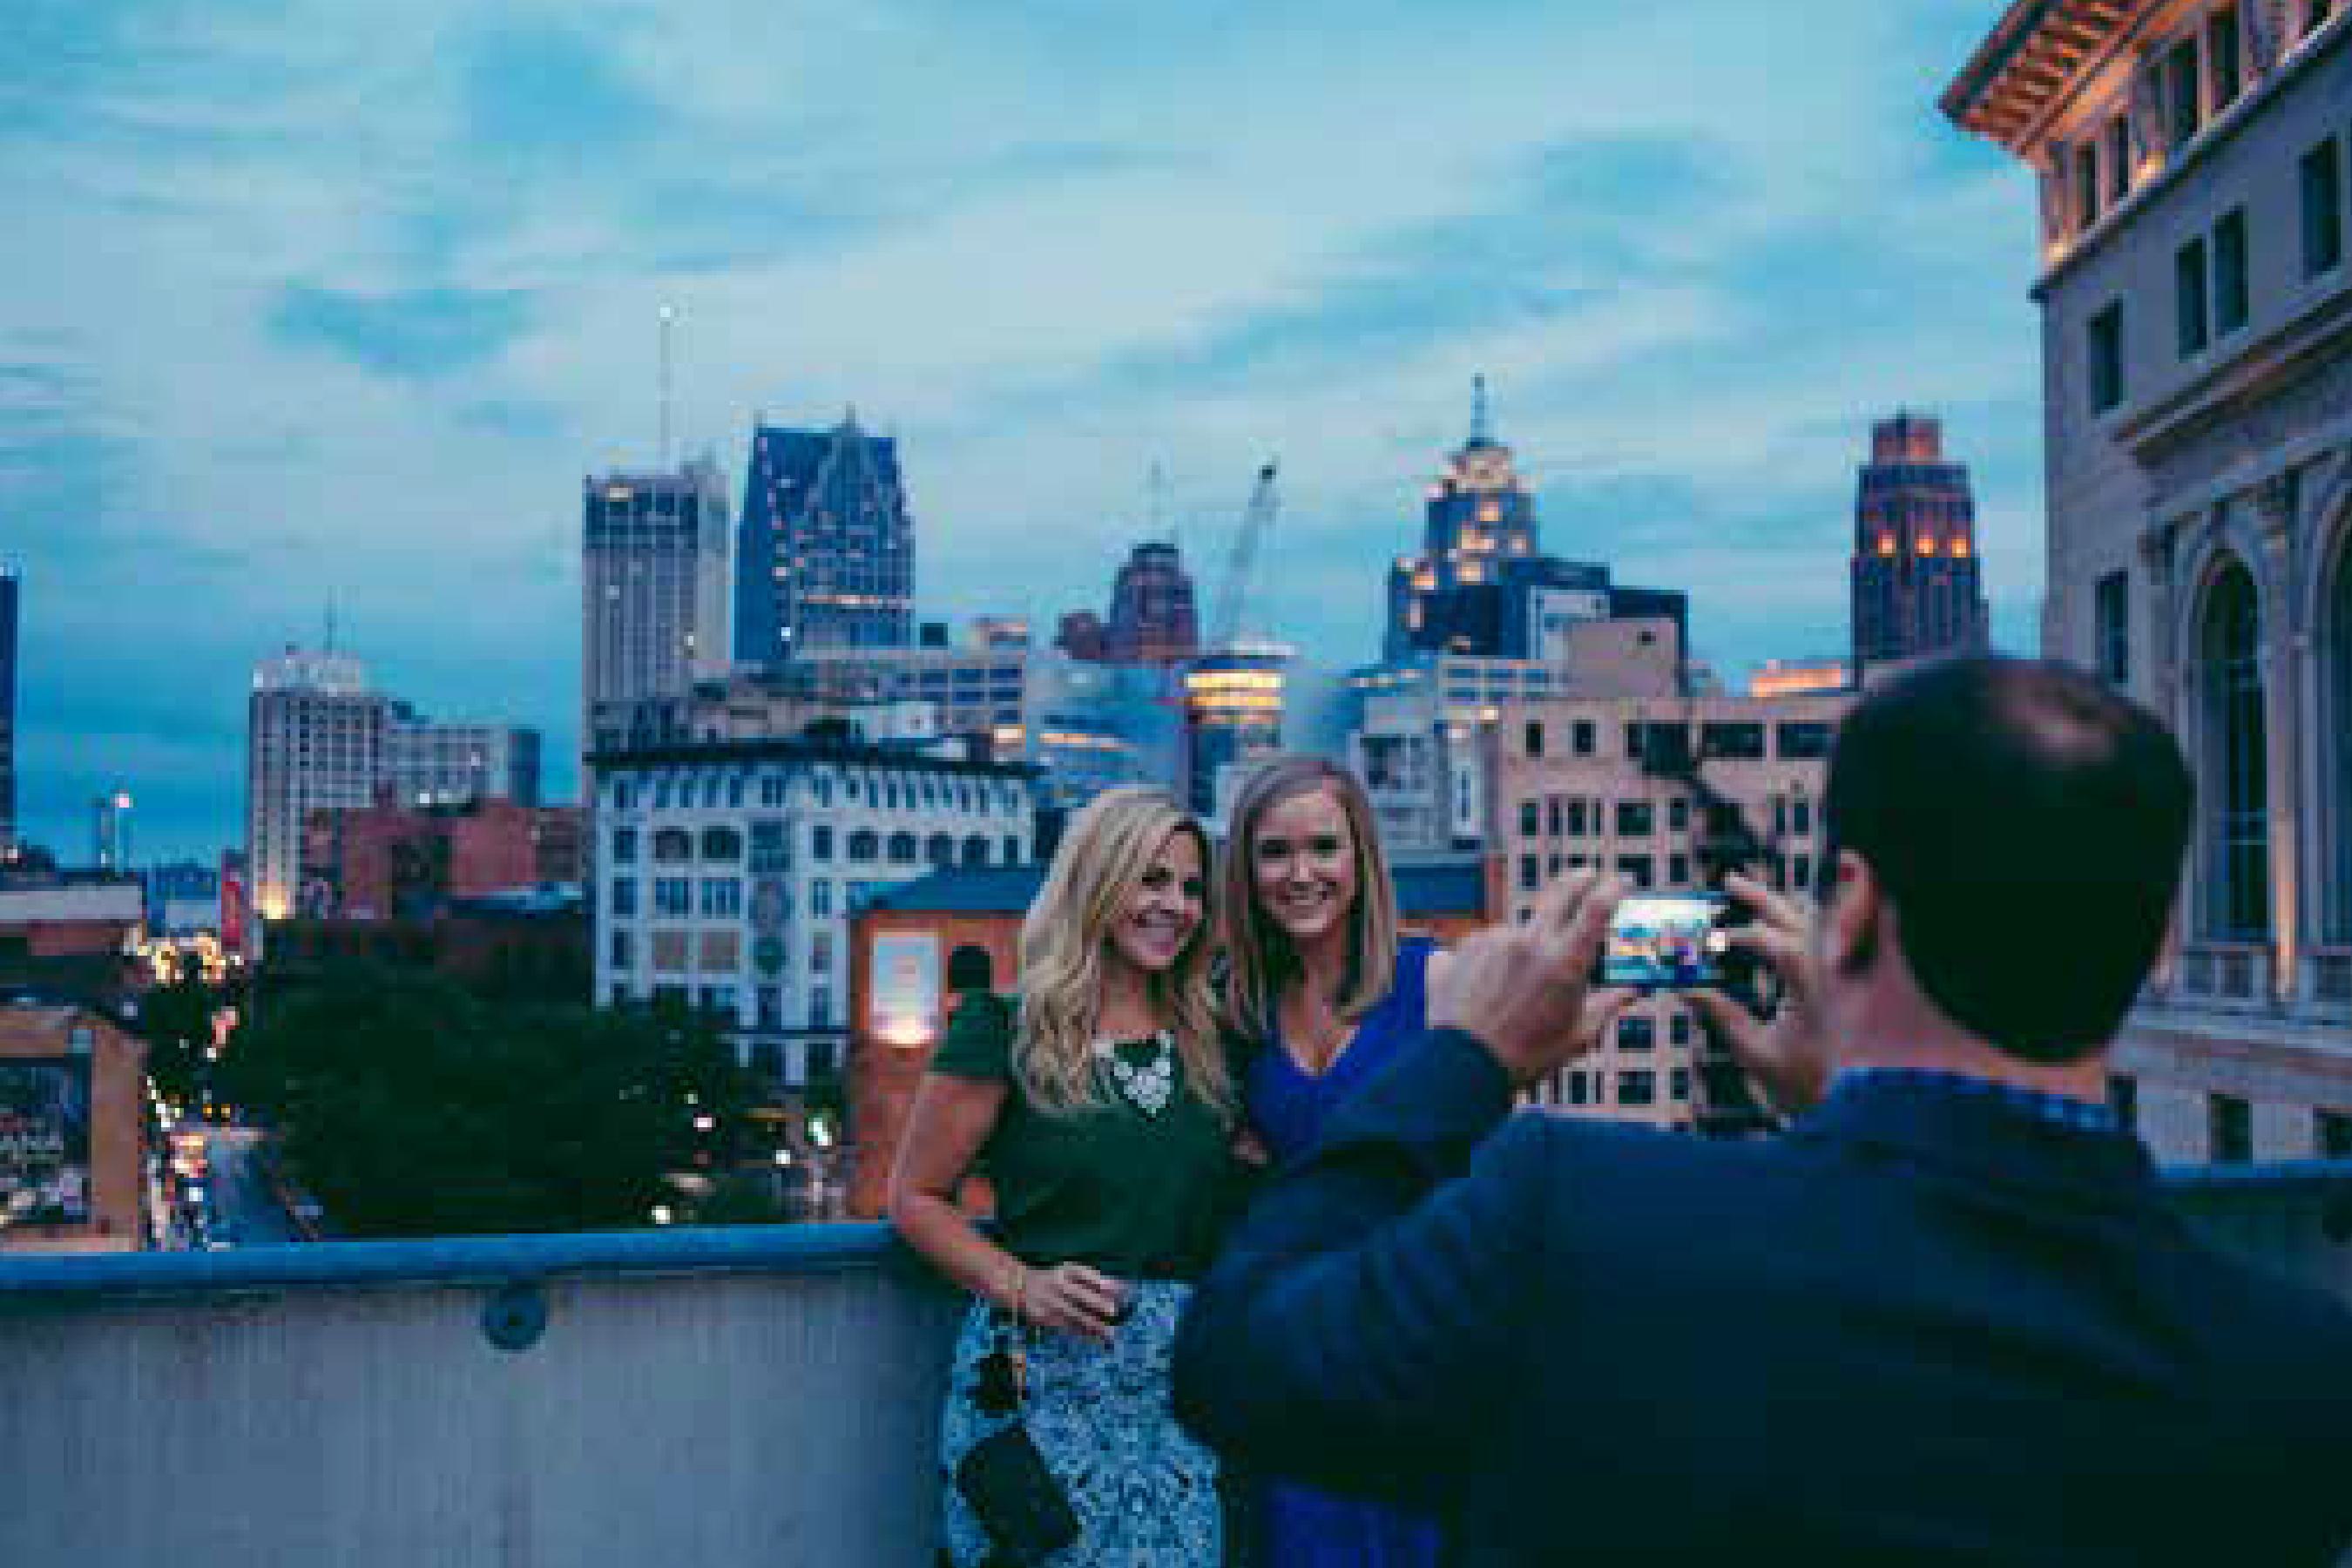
(1825, 849, 1880, 977)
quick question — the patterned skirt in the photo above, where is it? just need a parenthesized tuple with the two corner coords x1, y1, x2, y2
(940, 1281, 1222, 1566)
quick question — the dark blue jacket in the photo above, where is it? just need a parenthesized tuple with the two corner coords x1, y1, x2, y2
(1173, 1030, 2352, 1565)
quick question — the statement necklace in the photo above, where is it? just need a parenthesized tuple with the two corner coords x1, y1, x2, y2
(1094, 1030, 1177, 1118)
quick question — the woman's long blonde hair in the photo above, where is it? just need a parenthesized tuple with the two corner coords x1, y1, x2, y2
(1219, 756, 1399, 1047)
(1015, 787, 1232, 1117)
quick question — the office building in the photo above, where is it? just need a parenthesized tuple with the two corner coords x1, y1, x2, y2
(386, 708, 543, 808)
(1180, 645, 1293, 821)
(589, 738, 1038, 1092)
(583, 459, 732, 757)
(1102, 543, 1200, 666)
(1483, 687, 1854, 1130)
(247, 650, 388, 924)
(734, 414, 915, 666)
(1850, 412, 1990, 666)
(1945, 0, 2352, 1159)
(1385, 379, 1687, 663)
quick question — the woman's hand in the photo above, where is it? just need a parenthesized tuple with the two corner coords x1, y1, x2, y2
(1231, 1125, 1271, 1168)
(1021, 1263, 1126, 1342)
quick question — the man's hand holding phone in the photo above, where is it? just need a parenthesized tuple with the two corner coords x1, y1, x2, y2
(1688, 871, 1835, 1117)
(1431, 870, 1636, 1091)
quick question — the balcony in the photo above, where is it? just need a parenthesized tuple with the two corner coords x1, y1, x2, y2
(3, 1168, 2348, 1567)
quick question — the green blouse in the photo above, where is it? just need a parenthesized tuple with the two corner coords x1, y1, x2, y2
(928, 993, 1249, 1280)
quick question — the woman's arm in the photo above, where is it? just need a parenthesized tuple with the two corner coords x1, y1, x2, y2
(888, 1073, 1125, 1340)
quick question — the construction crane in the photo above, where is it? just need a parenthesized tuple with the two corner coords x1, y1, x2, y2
(1208, 460, 1281, 652)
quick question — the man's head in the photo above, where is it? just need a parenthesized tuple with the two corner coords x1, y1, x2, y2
(1819, 656, 2193, 1064)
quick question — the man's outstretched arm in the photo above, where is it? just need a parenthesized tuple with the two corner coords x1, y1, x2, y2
(1173, 870, 1632, 1504)
(1171, 1024, 1551, 1504)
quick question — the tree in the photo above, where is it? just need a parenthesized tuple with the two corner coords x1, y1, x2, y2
(221, 965, 764, 1238)
(139, 953, 218, 1105)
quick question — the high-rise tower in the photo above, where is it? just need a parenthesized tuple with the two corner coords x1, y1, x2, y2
(1849, 413, 1989, 667)
(583, 457, 731, 754)
(734, 413, 915, 666)
(1105, 542, 1200, 666)
(247, 649, 387, 922)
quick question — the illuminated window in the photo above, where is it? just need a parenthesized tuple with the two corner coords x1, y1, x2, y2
(1916, 536, 1938, 556)
(1876, 536, 1896, 558)
(1951, 537, 1972, 559)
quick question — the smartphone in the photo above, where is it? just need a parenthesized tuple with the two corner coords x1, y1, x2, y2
(1594, 893, 1733, 990)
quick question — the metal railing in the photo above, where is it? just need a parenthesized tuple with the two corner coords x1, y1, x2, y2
(1, 1165, 2347, 1568)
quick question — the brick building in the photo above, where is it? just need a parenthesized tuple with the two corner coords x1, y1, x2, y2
(0, 1004, 146, 1253)
(844, 857, 1499, 1219)
(298, 798, 585, 922)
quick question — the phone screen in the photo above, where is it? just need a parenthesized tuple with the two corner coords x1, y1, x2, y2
(1597, 893, 1731, 989)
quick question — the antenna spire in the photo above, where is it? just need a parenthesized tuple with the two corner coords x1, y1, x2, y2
(1148, 460, 1172, 546)
(1470, 373, 1494, 446)
(658, 304, 676, 467)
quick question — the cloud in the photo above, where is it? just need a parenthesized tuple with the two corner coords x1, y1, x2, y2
(267, 284, 537, 377)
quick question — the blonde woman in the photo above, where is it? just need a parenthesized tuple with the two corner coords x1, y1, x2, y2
(1221, 755, 1446, 1568)
(892, 787, 1246, 1565)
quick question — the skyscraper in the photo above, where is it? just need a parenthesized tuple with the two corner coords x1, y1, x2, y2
(583, 458, 732, 755)
(734, 413, 915, 666)
(0, 568, 17, 851)
(1848, 413, 1989, 667)
(386, 706, 544, 808)
(247, 649, 387, 922)
(1103, 542, 1200, 666)
(1384, 379, 1687, 663)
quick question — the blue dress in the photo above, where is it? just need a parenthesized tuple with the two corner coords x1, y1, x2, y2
(1239, 938, 1446, 1568)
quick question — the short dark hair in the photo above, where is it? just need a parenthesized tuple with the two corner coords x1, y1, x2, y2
(1823, 656, 2193, 1063)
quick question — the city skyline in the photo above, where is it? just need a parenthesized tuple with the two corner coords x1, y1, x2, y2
(2, 1, 2041, 861)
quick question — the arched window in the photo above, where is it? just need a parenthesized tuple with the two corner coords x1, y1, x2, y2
(963, 835, 991, 867)
(926, 833, 956, 867)
(1002, 835, 1021, 866)
(2200, 558, 2269, 940)
(700, 827, 743, 862)
(887, 831, 919, 864)
(652, 828, 693, 862)
(2327, 535, 2352, 941)
(848, 830, 879, 863)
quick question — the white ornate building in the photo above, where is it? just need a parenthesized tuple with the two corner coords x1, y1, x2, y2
(1946, 0, 2352, 1160)
(590, 739, 1038, 1091)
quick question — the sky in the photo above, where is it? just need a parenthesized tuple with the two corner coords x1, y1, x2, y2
(0, 0, 2045, 863)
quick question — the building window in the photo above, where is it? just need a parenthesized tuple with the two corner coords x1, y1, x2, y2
(2104, 113, 2130, 206)
(1518, 855, 1541, 893)
(927, 832, 956, 867)
(1567, 1071, 1590, 1106)
(750, 821, 789, 874)
(1668, 854, 1690, 886)
(810, 879, 832, 917)
(811, 930, 832, 974)
(887, 831, 919, 864)
(1565, 800, 1588, 836)
(1700, 722, 1765, 760)
(2072, 139, 2100, 230)
(651, 929, 690, 973)
(1520, 801, 1541, 838)
(611, 877, 638, 917)
(1775, 721, 1835, 760)
(2094, 570, 2131, 686)
(2328, 540, 2352, 941)
(2087, 301, 2124, 414)
(2208, 7, 2241, 109)
(1670, 1068, 1691, 1103)
(2209, 1093, 2252, 1163)
(609, 929, 632, 969)
(756, 986, 784, 1029)
(2162, 35, 2201, 149)
(2317, 1110, 2352, 1159)
(811, 825, 834, 862)
(700, 878, 741, 919)
(2308, 0, 2335, 39)
(611, 828, 638, 864)
(1003, 835, 1022, 865)
(2108, 1074, 2139, 1132)
(1546, 798, 1564, 837)
(653, 828, 693, 862)
(848, 830, 879, 863)
(1617, 1016, 1656, 1051)
(700, 827, 743, 862)
(1667, 798, 1689, 833)
(1669, 1011, 1692, 1046)
(1616, 801, 1655, 837)
(2201, 560, 2269, 940)
(2175, 235, 2209, 358)
(699, 930, 740, 972)
(2213, 208, 2249, 336)
(1619, 1071, 1657, 1107)
(654, 877, 692, 918)
(1524, 720, 1544, 758)
(1792, 855, 1813, 891)
(1572, 720, 1596, 756)
(963, 835, 991, 868)
(1793, 800, 1812, 835)
(2301, 139, 2342, 277)
(1615, 855, 1654, 889)
(811, 986, 833, 1029)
